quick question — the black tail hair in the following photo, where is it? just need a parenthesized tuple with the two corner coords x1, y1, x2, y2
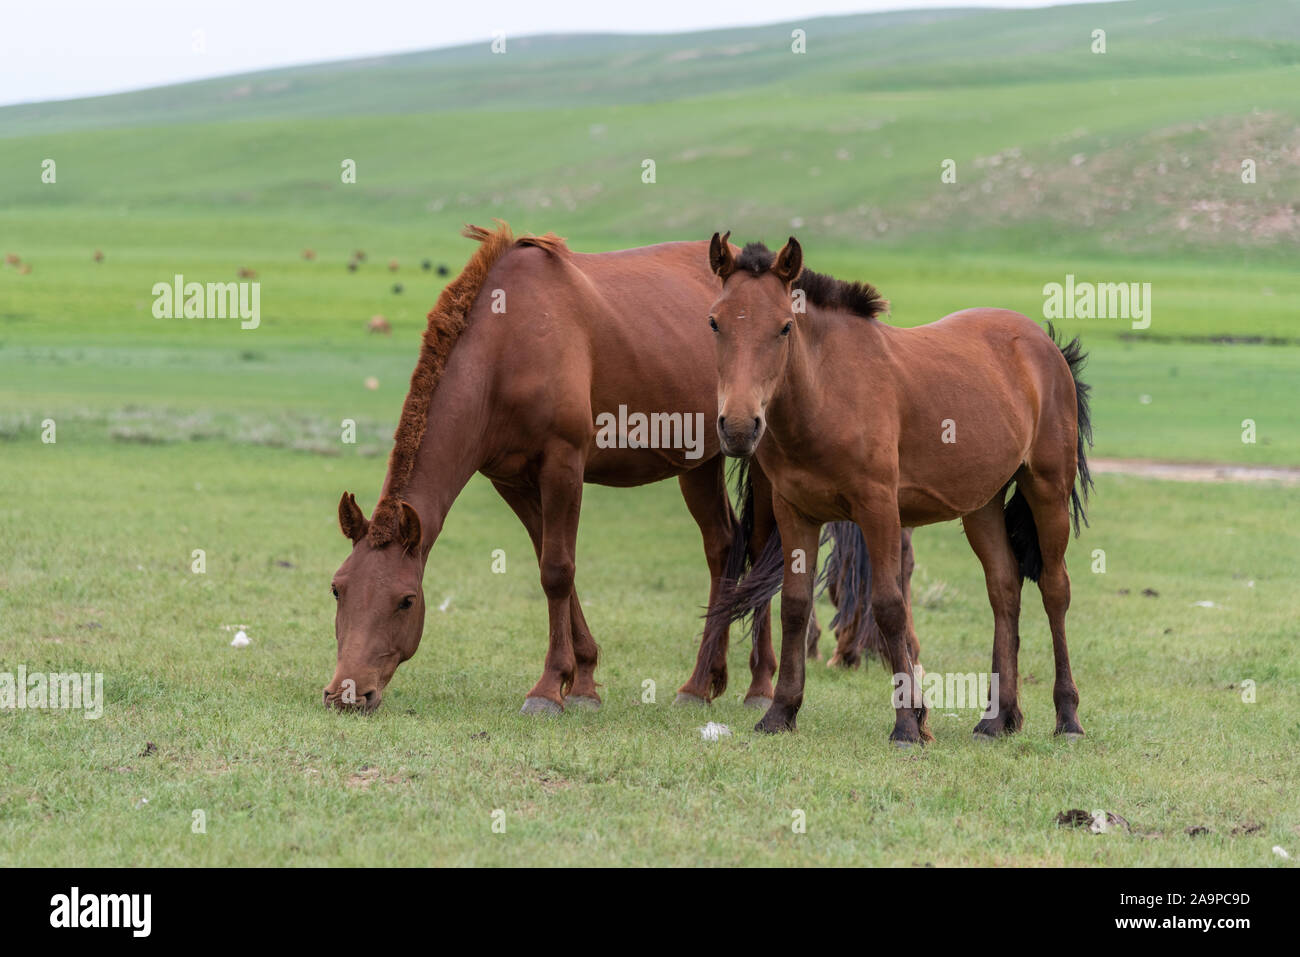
(816, 522, 874, 655)
(707, 466, 875, 650)
(1004, 323, 1095, 583)
(704, 459, 782, 648)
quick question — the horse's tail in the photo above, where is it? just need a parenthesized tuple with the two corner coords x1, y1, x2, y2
(1004, 322, 1095, 582)
(815, 522, 874, 655)
(702, 461, 782, 671)
(706, 467, 876, 650)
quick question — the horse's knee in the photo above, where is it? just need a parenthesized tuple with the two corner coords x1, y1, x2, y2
(871, 591, 907, 639)
(781, 592, 813, 629)
(1038, 565, 1071, 610)
(540, 558, 575, 600)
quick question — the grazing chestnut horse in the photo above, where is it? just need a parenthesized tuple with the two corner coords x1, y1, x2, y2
(324, 223, 848, 715)
(707, 233, 1093, 744)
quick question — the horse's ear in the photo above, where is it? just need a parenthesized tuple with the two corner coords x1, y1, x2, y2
(709, 231, 735, 280)
(397, 501, 423, 554)
(338, 492, 369, 543)
(772, 236, 802, 285)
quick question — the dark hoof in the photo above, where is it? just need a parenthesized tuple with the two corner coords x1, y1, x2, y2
(893, 739, 917, 749)
(742, 695, 773, 711)
(1057, 729, 1086, 740)
(564, 694, 601, 711)
(673, 692, 709, 707)
(973, 712, 1021, 738)
(971, 731, 998, 744)
(755, 713, 796, 734)
(520, 696, 563, 716)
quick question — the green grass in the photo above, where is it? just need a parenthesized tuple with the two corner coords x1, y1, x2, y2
(1, 0, 1298, 866)
(1, 439, 1296, 865)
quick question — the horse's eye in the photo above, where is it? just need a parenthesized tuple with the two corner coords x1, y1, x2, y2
(398, 595, 414, 611)
(331, 586, 339, 600)
(708, 317, 718, 332)
(780, 321, 793, 337)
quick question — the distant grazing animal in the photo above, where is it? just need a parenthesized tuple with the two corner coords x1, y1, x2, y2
(347, 260, 359, 272)
(4, 253, 19, 266)
(93, 249, 104, 263)
(392, 283, 404, 294)
(436, 264, 449, 277)
(323, 222, 876, 717)
(708, 232, 1092, 744)
(237, 267, 257, 279)
(353, 250, 367, 263)
(367, 315, 392, 335)
(18, 263, 31, 275)
(421, 259, 432, 271)
(303, 249, 316, 261)
(388, 259, 400, 272)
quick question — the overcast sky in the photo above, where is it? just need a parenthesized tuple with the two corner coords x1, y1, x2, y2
(0, 0, 1106, 107)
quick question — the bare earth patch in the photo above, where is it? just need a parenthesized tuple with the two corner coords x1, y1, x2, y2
(1092, 457, 1300, 485)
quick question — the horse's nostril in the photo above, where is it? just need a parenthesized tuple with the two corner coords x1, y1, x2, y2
(753, 418, 761, 434)
(718, 416, 726, 431)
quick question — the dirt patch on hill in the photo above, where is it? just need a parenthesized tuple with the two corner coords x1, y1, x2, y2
(910, 112, 1300, 253)
(1092, 458, 1300, 485)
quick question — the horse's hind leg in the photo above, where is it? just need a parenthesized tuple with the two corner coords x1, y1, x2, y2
(805, 607, 822, 660)
(961, 495, 1024, 738)
(675, 461, 737, 705)
(677, 459, 777, 707)
(1019, 469, 1084, 737)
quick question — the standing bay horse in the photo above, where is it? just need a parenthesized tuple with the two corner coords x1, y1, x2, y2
(323, 223, 854, 715)
(707, 233, 1092, 744)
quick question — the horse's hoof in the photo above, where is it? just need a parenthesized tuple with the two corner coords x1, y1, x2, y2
(520, 696, 562, 716)
(673, 692, 709, 707)
(742, 696, 773, 711)
(1059, 731, 1085, 740)
(893, 739, 917, 749)
(971, 732, 998, 744)
(564, 694, 601, 711)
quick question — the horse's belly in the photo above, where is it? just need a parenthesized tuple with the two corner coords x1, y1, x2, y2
(583, 445, 695, 486)
(898, 455, 1022, 525)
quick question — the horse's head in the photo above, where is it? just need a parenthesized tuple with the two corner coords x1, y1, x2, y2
(706, 231, 803, 457)
(322, 492, 427, 713)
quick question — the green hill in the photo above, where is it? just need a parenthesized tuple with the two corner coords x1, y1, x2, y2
(1, 0, 1296, 276)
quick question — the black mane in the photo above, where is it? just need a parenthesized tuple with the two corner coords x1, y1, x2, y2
(734, 241, 889, 320)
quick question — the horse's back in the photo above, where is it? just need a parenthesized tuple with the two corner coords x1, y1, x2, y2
(466, 238, 725, 480)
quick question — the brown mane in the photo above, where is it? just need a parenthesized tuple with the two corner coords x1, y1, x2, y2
(733, 241, 889, 320)
(368, 220, 567, 545)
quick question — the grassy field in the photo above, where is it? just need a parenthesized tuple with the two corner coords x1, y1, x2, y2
(1, 0, 1298, 866)
(1, 438, 1296, 866)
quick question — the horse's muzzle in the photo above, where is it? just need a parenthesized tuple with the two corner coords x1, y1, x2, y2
(717, 415, 763, 457)
(322, 687, 382, 713)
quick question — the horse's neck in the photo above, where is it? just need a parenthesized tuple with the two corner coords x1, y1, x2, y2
(769, 309, 836, 435)
(383, 340, 494, 552)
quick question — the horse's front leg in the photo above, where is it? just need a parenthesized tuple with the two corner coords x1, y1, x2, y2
(520, 446, 585, 715)
(857, 499, 931, 745)
(755, 499, 820, 734)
